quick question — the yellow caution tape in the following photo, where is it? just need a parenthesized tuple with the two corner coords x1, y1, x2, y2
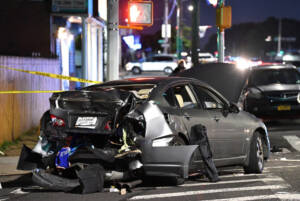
(0, 90, 64, 94)
(0, 65, 101, 84)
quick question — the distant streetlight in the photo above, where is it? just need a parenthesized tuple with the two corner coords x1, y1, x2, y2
(188, 5, 194, 12)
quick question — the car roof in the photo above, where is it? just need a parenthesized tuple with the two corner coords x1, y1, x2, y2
(251, 64, 296, 70)
(96, 76, 205, 86)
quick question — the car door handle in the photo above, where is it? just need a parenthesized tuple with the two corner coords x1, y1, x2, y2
(213, 116, 220, 122)
(184, 113, 192, 119)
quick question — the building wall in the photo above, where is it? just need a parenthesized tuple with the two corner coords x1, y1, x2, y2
(0, 0, 52, 57)
(0, 55, 60, 144)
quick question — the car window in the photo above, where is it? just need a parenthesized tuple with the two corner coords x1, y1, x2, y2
(249, 68, 300, 86)
(192, 85, 225, 110)
(165, 85, 197, 108)
(163, 88, 176, 107)
(152, 56, 174, 62)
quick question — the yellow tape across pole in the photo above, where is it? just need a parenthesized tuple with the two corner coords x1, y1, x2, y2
(0, 91, 64, 94)
(0, 65, 102, 94)
(0, 65, 101, 84)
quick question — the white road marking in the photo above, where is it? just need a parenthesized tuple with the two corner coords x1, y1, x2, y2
(0, 182, 2, 189)
(10, 188, 28, 195)
(200, 193, 300, 201)
(0, 199, 8, 201)
(265, 165, 300, 169)
(179, 177, 284, 187)
(283, 136, 300, 152)
(269, 159, 300, 162)
(129, 185, 288, 200)
(219, 173, 267, 178)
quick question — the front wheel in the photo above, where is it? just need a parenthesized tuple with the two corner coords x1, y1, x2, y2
(244, 132, 264, 174)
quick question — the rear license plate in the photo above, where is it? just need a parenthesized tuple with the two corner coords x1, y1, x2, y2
(75, 117, 97, 129)
(277, 105, 291, 111)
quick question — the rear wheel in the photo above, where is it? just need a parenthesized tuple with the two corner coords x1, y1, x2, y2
(244, 132, 264, 174)
(163, 67, 173, 75)
(132, 66, 141, 74)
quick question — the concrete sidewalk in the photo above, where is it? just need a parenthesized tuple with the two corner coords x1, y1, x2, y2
(0, 156, 29, 176)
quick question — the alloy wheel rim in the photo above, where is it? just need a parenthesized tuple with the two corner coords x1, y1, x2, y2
(256, 136, 264, 170)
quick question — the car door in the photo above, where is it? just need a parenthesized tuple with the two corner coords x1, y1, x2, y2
(191, 84, 245, 161)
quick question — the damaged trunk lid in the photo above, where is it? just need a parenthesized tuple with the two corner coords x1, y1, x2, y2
(49, 89, 136, 133)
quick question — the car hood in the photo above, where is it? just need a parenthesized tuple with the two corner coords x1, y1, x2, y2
(179, 63, 250, 103)
(255, 84, 300, 92)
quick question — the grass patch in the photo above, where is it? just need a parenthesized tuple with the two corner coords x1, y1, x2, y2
(0, 127, 40, 155)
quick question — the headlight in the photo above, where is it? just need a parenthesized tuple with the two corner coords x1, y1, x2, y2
(247, 88, 263, 99)
(152, 136, 174, 147)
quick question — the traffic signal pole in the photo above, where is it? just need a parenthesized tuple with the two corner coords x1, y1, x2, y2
(191, 0, 199, 67)
(107, 0, 120, 81)
(217, 0, 225, 63)
(163, 0, 169, 54)
(176, 0, 182, 59)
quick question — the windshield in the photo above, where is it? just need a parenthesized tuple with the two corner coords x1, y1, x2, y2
(249, 68, 300, 86)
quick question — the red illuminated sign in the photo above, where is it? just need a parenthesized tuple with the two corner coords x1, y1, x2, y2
(128, 1, 153, 26)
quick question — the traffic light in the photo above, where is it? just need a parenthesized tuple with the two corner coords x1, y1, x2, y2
(128, 1, 153, 26)
(216, 5, 232, 31)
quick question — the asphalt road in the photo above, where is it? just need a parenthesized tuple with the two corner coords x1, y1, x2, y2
(1, 120, 300, 201)
(1, 151, 300, 201)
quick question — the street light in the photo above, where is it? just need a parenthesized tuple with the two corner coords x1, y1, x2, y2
(188, 5, 194, 11)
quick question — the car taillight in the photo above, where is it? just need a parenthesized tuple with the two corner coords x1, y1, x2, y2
(104, 121, 112, 131)
(50, 114, 65, 127)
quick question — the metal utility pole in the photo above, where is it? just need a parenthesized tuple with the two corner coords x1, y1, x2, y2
(277, 18, 282, 55)
(163, 0, 169, 54)
(217, 0, 225, 63)
(191, 0, 199, 67)
(176, 0, 182, 59)
(107, 0, 119, 81)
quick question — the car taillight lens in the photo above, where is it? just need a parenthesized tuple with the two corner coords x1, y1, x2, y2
(104, 121, 112, 131)
(50, 114, 65, 127)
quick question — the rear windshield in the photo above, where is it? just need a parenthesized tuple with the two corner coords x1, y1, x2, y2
(84, 84, 155, 99)
(249, 68, 300, 86)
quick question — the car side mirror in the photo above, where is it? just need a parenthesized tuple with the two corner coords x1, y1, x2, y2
(229, 102, 240, 113)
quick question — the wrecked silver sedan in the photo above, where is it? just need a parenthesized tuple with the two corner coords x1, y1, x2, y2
(17, 77, 270, 193)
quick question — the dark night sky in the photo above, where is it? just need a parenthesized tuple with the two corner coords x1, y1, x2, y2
(120, 0, 300, 48)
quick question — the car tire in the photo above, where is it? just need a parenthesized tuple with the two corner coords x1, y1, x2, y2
(244, 131, 264, 174)
(163, 67, 173, 75)
(132, 67, 141, 75)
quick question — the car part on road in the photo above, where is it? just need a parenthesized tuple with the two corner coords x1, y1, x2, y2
(191, 124, 219, 182)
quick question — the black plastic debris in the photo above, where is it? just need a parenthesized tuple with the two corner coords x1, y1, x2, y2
(191, 125, 220, 182)
(77, 164, 105, 194)
(17, 145, 43, 170)
(32, 169, 80, 192)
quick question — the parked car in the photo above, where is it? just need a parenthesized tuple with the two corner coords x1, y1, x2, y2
(18, 76, 269, 192)
(179, 62, 300, 120)
(241, 64, 300, 120)
(125, 55, 177, 74)
(198, 52, 217, 63)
